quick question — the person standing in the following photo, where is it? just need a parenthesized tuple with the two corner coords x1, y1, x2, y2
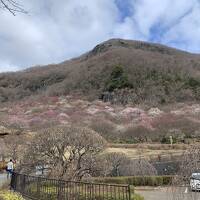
(6, 159, 14, 179)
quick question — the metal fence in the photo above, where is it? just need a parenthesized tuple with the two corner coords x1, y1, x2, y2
(11, 172, 132, 200)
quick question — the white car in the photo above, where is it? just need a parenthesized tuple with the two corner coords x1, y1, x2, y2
(190, 173, 200, 191)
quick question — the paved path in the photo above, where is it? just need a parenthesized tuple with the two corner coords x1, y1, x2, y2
(0, 173, 9, 188)
(136, 187, 200, 200)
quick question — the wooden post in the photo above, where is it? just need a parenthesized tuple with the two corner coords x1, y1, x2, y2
(170, 136, 173, 147)
(128, 185, 131, 200)
(37, 177, 41, 199)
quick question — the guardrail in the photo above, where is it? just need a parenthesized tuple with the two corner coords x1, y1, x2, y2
(11, 172, 132, 200)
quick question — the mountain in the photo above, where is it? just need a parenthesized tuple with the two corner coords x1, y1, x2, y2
(1, 38, 200, 105)
(1, 39, 200, 143)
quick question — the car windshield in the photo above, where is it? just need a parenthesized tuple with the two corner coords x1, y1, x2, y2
(191, 173, 200, 180)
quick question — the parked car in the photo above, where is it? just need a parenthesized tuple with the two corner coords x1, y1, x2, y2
(35, 165, 49, 176)
(190, 173, 200, 191)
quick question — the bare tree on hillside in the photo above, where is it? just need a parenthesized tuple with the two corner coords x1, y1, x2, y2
(0, 0, 27, 15)
(102, 152, 128, 176)
(173, 145, 200, 185)
(97, 152, 157, 177)
(0, 139, 6, 161)
(168, 146, 200, 200)
(4, 134, 27, 163)
(22, 126, 107, 180)
(120, 158, 158, 176)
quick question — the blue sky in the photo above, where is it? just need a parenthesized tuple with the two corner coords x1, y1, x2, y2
(115, 0, 133, 21)
(0, 0, 200, 72)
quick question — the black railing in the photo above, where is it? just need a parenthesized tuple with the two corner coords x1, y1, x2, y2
(11, 172, 132, 200)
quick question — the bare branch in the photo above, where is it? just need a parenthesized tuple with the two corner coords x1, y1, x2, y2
(0, 0, 27, 15)
(21, 126, 107, 180)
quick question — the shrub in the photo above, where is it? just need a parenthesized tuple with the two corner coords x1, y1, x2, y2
(161, 136, 171, 144)
(133, 193, 144, 200)
(0, 191, 24, 200)
(121, 126, 153, 143)
(90, 120, 117, 141)
(187, 77, 200, 88)
(118, 159, 157, 176)
(105, 65, 132, 92)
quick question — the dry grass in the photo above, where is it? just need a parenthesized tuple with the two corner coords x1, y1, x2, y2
(108, 143, 188, 150)
(106, 143, 190, 160)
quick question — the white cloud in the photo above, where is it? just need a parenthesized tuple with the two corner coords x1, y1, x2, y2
(161, 1, 200, 52)
(0, 0, 121, 70)
(0, 0, 200, 72)
(129, 0, 200, 51)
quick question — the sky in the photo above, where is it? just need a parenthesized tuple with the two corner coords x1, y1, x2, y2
(0, 0, 200, 72)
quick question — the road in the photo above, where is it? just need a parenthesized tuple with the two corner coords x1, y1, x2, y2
(135, 186, 200, 200)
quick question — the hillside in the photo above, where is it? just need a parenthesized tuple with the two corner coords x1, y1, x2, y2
(1, 39, 200, 143)
(1, 39, 200, 105)
(1, 95, 200, 144)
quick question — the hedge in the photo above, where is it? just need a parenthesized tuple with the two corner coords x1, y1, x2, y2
(93, 176, 174, 186)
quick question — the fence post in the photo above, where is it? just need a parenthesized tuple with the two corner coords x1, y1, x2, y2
(57, 180, 64, 200)
(21, 174, 26, 194)
(89, 183, 92, 199)
(37, 177, 41, 199)
(10, 172, 16, 191)
(128, 185, 131, 200)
